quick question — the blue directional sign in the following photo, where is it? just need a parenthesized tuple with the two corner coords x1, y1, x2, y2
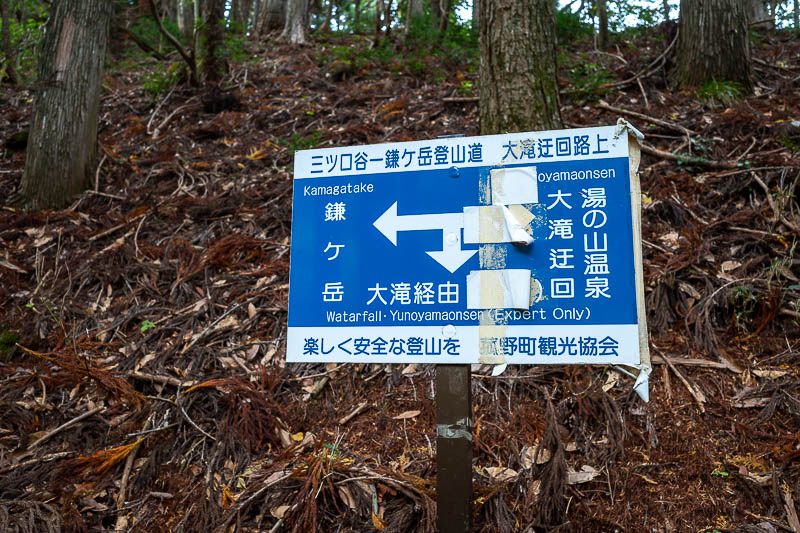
(288, 125, 646, 365)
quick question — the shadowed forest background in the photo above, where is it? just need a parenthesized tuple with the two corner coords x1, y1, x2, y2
(1, 0, 800, 531)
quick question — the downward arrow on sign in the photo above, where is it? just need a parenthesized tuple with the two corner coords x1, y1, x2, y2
(373, 201, 477, 273)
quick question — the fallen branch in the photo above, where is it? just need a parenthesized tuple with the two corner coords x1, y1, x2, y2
(0, 451, 74, 475)
(442, 96, 478, 103)
(29, 406, 105, 449)
(338, 400, 370, 425)
(641, 143, 739, 169)
(651, 354, 740, 373)
(597, 100, 696, 136)
(653, 346, 706, 413)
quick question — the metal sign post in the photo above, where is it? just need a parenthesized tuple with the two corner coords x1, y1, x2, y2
(435, 364, 472, 532)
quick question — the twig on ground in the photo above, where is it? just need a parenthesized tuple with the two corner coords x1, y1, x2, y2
(653, 346, 706, 413)
(29, 406, 105, 449)
(597, 100, 695, 136)
(338, 401, 369, 425)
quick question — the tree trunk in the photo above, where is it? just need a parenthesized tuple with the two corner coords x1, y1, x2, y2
(748, 0, 770, 28)
(429, 0, 442, 27)
(795, 0, 799, 32)
(672, 0, 753, 92)
(252, 0, 262, 34)
(384, 0, 391, 37)
(283, 0, 309, 43)
(203, 0, 225, 81)
(319, 0, 334, 31)
(1, 0, 20, 85)
(597, 0, 608, 49)
(405, 0, 423, 34)
(354, 0, 361, 30)
(177, 0, 194, 40)
(241, 0, 254, 31)
(260, 0, 285, 33)
(472, 0, 478, 33)
(662, 0, 670, 21)
(374, 0, 383, 45)
(479, 0, 562, 134)
(438, 0, 451, 35)
(17, 0, 113, 209)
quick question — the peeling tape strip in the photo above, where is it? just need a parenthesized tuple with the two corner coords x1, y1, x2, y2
(490, 166, 539, 204)
(467, 269, 532, 310)
(463, 205, 534, 245)
(436, 417, 473, 440)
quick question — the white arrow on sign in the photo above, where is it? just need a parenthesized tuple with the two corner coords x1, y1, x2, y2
(373, 201, 477, 273)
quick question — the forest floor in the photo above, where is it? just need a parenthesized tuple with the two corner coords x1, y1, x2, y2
(1, 25, 800, 533)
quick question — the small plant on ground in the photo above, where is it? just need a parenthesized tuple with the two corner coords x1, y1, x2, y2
(696, 80, 743, 107)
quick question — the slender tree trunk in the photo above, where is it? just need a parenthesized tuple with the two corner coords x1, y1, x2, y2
(429, 0, 442, 27)
(597, 0, 608, 49)
(241, 0, 254, 31)
(177, 0, 194, 41)
(795, 0, 799, 31)
(17, 0, 113, 209)
(384, 0, 391, 36)
(283, 0, 309, 43)
(252, 0, 262, 34)
(438, 0, 451, 35)
(374, 0, 384, 45)
(232, 0, 241, 28)
(319, 0, 334, 31)
(1, 0, 19, 85)
(354, 0, 361, 30)
(405, 0, 423, 34)
(472, 0, 478, 33)
(662, 0, 670, 21)
(203, 0, 225, 81)
(479, 0, 562, 134)
(672, 0, 753, 92)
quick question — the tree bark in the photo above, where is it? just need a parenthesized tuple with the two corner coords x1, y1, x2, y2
(177, 0, 194, 40)
(472, 0, 478, 33)
(384, 0, 391, 37)
(795, 0, 799, 32)
(203, 0, 225, 81)
(374, 0, 384, 45)
(1, 0, 20, 85)
(283, 0, 309, 43)
(17, 0, 113, 209)
(479, 0, 562, 135)
(748, 0, 771, 29)
(260, 0, 285, 33)
(597, 0, 608, 49)
(406, 0, 423, 34)
(438, 0, 451, 35)
(672, 0, 753, 92)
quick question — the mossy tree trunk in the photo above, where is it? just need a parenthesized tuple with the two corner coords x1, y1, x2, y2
(479, 0, 562, 135)
(672, 0, 753, 92)
(17, 0, 112, 209)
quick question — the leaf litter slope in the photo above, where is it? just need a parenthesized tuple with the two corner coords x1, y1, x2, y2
(0, 29, 799, 532)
